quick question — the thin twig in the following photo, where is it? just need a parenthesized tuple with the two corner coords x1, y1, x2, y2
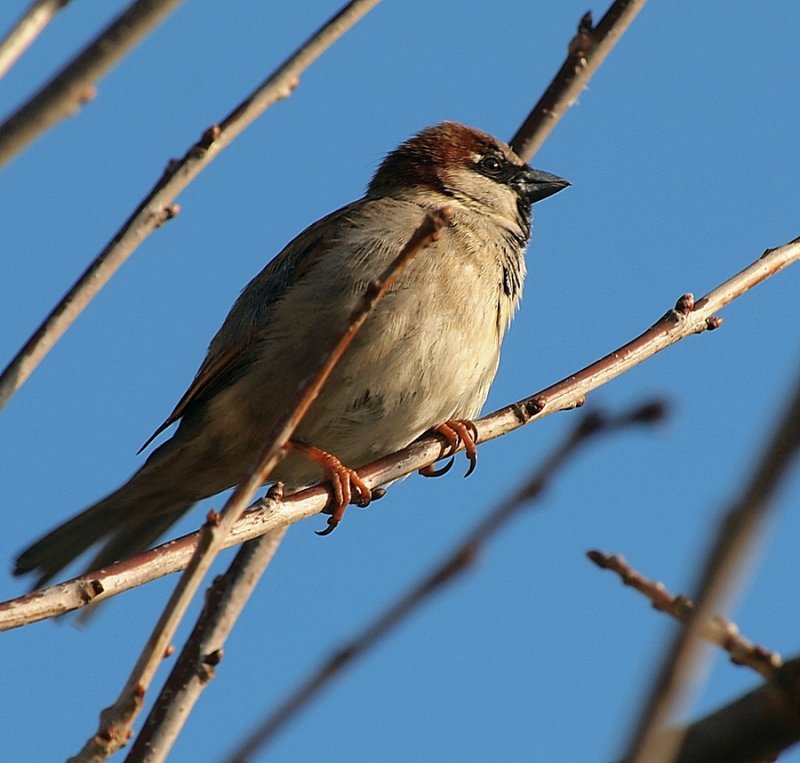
(66, 208, 450, 763)
(2, 236, 799, 632)
(510, 0, 648, 162)
(0, 0, 70, 78)
(126, 527, 289, 763)
(223, 403, 664, 762)
(0, 0, 182, 165)
(624, 362, 800, 763)
(0, 0, 382, 413)
(588, 550, 782, 680)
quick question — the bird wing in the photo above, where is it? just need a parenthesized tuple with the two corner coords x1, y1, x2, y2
(138, 201, 361, 454)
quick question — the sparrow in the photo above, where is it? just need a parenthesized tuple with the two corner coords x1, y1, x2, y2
(15, 121, 568, 588)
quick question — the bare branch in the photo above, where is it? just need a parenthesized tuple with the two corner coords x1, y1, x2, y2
(223, 403, 663, 761)
(615, 657, 800, 763)
(126, 527, 289, 763)
(2, 236, 798, 632)
(510, 0, 648, 161)
(0, 0, 70, 78)
(0, 0, 183, 165)
(0, 0, 382, 413)
(588, 550, 782, 680)
(672, 657, 800, 763)
(625, 355, 800, 762)
(66, 208, 449, 763)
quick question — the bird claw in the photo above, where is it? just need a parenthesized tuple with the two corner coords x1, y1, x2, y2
(315, 460, 371, 535)
(419, 456, 455, 478)
(291, 441, 371, 536)
(315, 518, 338, 537)
(423, 419, 479, 478)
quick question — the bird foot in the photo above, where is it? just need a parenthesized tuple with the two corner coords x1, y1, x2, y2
(291, 442, 371, 535)
(419, 419, 479, 478)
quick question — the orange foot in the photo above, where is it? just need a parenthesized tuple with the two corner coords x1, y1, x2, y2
(291, 441, 371, 536)
(419, 419, 479, 479)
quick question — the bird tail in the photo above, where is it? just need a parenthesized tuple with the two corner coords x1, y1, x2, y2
(14, 474, 195, 590)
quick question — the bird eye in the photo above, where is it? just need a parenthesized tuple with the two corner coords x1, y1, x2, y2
(477, 154, 506, 178)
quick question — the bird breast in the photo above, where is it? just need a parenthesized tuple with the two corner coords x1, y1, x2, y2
(218, 197, 526, 485)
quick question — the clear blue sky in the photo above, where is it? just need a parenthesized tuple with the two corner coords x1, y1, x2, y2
(2, 2, 799, 761)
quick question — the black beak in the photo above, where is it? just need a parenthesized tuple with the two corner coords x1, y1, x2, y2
(514, 167, 570, 204)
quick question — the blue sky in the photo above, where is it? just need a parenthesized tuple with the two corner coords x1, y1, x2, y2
(2, 2, 799, 761)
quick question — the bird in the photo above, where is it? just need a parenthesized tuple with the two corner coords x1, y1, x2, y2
(14, 121, 568, 588)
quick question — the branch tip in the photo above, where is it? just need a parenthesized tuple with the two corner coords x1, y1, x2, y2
(590, 547, 784, 689)
(587, 549, 614, 568)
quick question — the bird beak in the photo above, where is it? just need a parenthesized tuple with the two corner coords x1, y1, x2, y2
(514, 167, 570, 204)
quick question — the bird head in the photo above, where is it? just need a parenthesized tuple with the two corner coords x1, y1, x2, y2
(367, 121, 568, 233)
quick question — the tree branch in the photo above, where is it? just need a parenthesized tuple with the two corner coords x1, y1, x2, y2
(625, 354, 800, 763)
(66, 208, 449, 762)
(588, 550, 782, 680)
(0, 0, 382, 413)
(0, 0, 183, 166)
(4, 236, 798, 632)
(125, 527, 289, 763)
(617, 657, 800, 763)
(510, 0, 648, 162)
(224, 403, 664, 762)
(0, 0, 70, 78)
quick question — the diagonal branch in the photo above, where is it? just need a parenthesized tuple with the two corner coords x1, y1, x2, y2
(41, 8, 649, 752)
(3, 235, 798, 632)
(0, 0, 183, 165)
(616, 657, 800, 763)
(126, 527, 289, 763)
(223, 403, 664, 762)
(588, 550, 782, 680)
(66, 208, 450, 763)
(623, 354, 800, 763)
(0, 0, 71, 78)
(0, 0, 382, 413)
(510, 0, 648, 162)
